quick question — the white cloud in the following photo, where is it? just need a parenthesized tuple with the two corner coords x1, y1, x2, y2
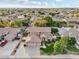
(55, 0, 63, 2)
(44, 2, 48, 6)
(0, 5, 49, 8)
(17, 0, 49, 7)
(30, 1, 41, 5)
(0, 0, 50, 8)
(17, 0, 29, 2)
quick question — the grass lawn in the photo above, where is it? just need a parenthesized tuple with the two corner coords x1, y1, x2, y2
(40, 43, 54, 55)
(67, 46, 79, 52)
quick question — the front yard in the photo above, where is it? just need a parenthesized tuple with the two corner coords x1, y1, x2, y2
(40, 35, 79, 55)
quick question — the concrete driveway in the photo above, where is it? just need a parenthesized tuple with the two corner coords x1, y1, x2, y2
(25, 46, 40, 56)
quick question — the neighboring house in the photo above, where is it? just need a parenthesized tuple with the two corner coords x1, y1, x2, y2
(58, 27, 70, 36)
(54, 14, 65, 19)
(59, 27, 79, 38)
(68, 29, 78, 38)
(17, 15, 25, 19)
(59, 27, 79, 47)
(30, 15, 41, 21)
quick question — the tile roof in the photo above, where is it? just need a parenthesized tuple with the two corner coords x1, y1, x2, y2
(27, 27, 51, 32)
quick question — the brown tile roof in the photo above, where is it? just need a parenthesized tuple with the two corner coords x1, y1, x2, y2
(27, 35, 41, 43)
(27, 27, 51, 32)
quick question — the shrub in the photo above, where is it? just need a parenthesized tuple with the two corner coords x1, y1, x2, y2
(68, 37, 76, 46)
(51, 28, 58, 34)
(40, 43, 54, 55)
(54, 41, 63, 53)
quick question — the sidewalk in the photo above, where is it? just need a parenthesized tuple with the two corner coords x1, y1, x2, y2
(9, 54, 79, 58)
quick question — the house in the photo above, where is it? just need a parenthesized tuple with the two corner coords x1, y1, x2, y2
(17, 15, 25, 19)
(58, 27, 70, 36)
(30, 15, 42, 21)
(25, 35, 41, 47)
(27, 27, 51, 32)
(27, 27, 51, 40)
(23, 27, 54, 46)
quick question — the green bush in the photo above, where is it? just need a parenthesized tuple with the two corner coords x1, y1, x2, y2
(54, 37, 70, 54)
(43, 16, 53, 27)
(40, 43, 54, 55)
(67, 37, 76, 46)
(49, 12, 56, 16)
(56, 36, 61, 41)
(51, 28, 58, 34)
(54, 41, 63, 53)
(22, 19, 30, 26)
(67, 46, 79, 52)
(40, 36, 77, 55)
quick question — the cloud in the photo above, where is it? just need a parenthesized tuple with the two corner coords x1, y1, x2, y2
(0, 0, 79, 8)
(55, 0, 63, 2)
(0, 4, 50, 8)
(17, 0, 49, 7)
(43, 2, 48, 6)
(0, 0, 50, 8)
(28, 1, 41, 5)
(17, 0, 29, 1)
(16, 0, 29, 3)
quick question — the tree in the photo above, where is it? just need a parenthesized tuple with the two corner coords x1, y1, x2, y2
(22, 19, 30, 27)
(2, 21, 10, 27)
(49, 12, 56, 16)
(43, 16, 53, 27)
(10, 21, 17, 27)
(60, 37, 69, 48)
(0, 21, 5, 27)
(38, 11, 45, 15)
(32, 19, 47, 27)
(54, 37, 69, 54)
(51, 28, 58, 34)
(74, 13, 79, 17)
(15, 20, 23, 27)
(0, 20, 11, 27)
(10, 20, 23, 27)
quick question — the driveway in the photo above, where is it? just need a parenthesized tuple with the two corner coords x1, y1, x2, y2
(25, 46, 40, 56)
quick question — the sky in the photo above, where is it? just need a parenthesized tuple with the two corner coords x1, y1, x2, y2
(0, 0, 79, 8)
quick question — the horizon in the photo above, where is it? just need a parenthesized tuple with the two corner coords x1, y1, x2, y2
(0, 0, 79, 8)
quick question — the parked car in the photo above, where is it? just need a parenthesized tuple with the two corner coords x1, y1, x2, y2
(0, 40, 8, 47)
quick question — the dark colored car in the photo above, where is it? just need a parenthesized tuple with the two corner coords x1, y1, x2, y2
(0, 40, 8, 47)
